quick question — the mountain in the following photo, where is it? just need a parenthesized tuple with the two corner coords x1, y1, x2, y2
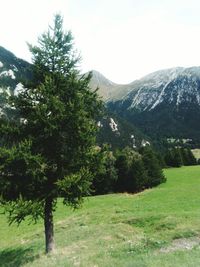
(115, 67, 200, 111)
(96, 113, 149, 149)
(89, 70, 133, 101)
(0, 46, 147, 148)
(0, 46, 32, 90)
(0, 46, 33, 117)
(89, 70, 116, 100)
(2, 45, 200, 148)
(108, 67, 200, 146)
(0, 46, 33, 105)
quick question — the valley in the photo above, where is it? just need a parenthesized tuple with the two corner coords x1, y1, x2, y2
(1, 3, 200, 267)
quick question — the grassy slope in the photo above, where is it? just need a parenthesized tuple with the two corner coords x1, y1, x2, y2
(1, 166, 200, 267)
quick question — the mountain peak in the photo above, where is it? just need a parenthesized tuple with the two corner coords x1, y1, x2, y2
(89, 70, 118, 100)
(90, 70, 116, 86)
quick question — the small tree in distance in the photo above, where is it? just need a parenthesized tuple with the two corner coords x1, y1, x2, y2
(91, 145, 118, 195)
(0, 14, 102, 253)
(140, 146, 166, 187)
(115, 147, 148, 193)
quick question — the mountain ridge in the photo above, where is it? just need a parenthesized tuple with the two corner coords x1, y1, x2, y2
(107, 66, 200, 145)
(90, 66, 200, 106)
(1, 45, 200, 147)
(0, 46, 148, 148)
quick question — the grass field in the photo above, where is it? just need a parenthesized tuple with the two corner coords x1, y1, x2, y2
(1, 166, 200, 267)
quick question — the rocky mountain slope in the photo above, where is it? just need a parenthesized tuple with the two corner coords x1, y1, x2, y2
(114, 67, 200, 110)
(0, 46, 32, 92)
(107, 67, 200, 144)
(0, 46, 33, 117)
(0, 46, 147, 148)
(89, 70, 133, 101)
(2, 45, 200, 147)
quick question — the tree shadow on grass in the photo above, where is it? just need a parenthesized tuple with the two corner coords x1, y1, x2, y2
(0, 247, 39, 267)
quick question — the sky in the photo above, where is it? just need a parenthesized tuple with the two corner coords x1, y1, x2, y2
(1, 0, 200, 84)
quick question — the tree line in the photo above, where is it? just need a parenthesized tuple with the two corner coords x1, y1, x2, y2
(164, 147, 197, 167)
(91, 145, 166, 195)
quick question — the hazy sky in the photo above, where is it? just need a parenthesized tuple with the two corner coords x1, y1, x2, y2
(1, 0, 200, 83)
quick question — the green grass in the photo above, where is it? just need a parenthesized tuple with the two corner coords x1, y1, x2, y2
(1, 166, 200, 266)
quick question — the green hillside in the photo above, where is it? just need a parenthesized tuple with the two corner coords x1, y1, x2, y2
(1, 166, 200, 267)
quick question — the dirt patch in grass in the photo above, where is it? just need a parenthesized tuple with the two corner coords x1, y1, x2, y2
(160, 237, 200, 253)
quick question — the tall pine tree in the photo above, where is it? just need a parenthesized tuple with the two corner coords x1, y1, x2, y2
(0, 14, 102, 253)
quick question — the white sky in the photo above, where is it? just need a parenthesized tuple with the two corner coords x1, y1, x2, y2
(1, 0, 200, 84)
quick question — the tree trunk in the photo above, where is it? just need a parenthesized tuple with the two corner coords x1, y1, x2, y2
(44, 198, 55, 253)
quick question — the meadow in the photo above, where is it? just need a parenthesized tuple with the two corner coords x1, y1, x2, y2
(1, 166, 200, 267)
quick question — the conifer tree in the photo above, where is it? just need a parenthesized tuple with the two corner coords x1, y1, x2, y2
(172, 147, 183, 167)
(164, 149, 174, 167)
(0, 14, 102, 253)
(177, 148, 196, 166)
(140, 146, 166, 187)
(115, 147, 148, 192)
(91, 145, 118, 195)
